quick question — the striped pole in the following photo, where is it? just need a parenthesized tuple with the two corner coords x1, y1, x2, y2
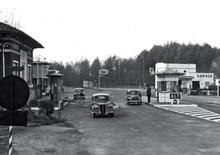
(8, 125, 13, 155)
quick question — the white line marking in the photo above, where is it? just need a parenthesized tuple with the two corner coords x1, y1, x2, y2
(155, 104, 220, 123)
(211, 119, 220, 122)
(185, 112, 214, 115)
(204, 116, 220, 120)
(190, 113, 218, 117)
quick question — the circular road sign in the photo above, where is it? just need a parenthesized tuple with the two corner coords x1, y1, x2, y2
(173, 99, 179, 104)
(0, 75, 29, 110)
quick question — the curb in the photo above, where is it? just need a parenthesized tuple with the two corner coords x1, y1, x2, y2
(153, 104, 197, 107)
(147, 101, 197, 107)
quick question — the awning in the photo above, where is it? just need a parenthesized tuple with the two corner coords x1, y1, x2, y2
(179, 75, 194, 80)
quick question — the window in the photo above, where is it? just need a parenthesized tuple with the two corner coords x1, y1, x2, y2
(205, 82, 210, 87)
(27, 65, 31, 83)
(12, 60, 19, 76)
(21, 63, 25, 79)
(158, 81, 167, 91)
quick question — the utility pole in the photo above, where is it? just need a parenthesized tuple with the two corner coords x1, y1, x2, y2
(98, 73, 100, 88)
(142, 58, 145, 87)
(217, 85, 219, 97)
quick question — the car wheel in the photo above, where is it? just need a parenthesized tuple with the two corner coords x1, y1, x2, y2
(110, 113, 114, 117)
(140, 102, 142, 105)
(92, 113, 96, 118)
(127, 102, 130, 105)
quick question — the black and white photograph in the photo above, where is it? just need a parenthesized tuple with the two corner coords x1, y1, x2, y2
(1, 0, 220, 154)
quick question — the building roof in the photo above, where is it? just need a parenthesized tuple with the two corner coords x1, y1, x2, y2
(0, 22, 43, 49)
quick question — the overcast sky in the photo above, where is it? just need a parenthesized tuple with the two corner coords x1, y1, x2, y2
(1, 0, 220, 63)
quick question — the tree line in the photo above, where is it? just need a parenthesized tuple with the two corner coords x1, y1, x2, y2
(50, 42, 220, 87)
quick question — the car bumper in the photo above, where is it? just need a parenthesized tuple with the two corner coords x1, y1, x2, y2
(74, 96, 85, 100)
(127, 100, 142, 104)
(91, 107, 114, 115)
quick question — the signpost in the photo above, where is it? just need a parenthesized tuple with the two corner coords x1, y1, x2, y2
(98, 69, 109, 87)
(0, 75, 29, 155)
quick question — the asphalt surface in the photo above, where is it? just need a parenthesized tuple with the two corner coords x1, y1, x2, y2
(4, 88, 220, 154)
(182, 95, 220, 114)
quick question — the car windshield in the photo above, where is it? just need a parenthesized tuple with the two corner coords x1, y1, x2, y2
(127, 91, 139, 95)
(93, 95, 110, 102)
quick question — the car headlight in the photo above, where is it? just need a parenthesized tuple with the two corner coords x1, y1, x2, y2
(107, 103, 113, 107)
(92, 104, 99, 108)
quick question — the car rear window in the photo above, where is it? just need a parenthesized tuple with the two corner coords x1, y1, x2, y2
(94, 95, 109, 101)
(127, 91, 139, 95)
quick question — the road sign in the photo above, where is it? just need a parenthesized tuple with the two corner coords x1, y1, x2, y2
(0, 110, 27, 126)
(0, 75, 29, 110)
(149, 67, 154, 74)
(99, 69, 109, 75)
(172, 99, 179, 104)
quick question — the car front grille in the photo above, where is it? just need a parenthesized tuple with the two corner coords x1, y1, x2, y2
(100, 105, 106, 115)
(132, 97, 139, 100)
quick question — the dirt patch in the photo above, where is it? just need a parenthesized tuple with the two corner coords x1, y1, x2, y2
(27, 111, 66, 127)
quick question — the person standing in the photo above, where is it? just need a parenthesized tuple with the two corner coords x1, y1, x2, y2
(146, 85, 151, 103)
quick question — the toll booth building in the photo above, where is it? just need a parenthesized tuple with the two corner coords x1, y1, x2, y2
(154, 68, 183, 104)
(0, 22, 43, 83)
(155, 62, 215, 98)
(32, 61, 50, 93)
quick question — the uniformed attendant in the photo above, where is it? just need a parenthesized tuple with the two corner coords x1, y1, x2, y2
(146, 85, 151, 103)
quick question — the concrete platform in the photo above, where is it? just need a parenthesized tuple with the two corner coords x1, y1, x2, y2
(142, 96, 197, 107)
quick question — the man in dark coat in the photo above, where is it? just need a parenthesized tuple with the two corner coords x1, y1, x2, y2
(146, 85, 151, 103)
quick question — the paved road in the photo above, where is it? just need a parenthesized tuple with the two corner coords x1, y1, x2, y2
(10, 88, 220, 154)
(61, 89, 220, 155)
(182, 95, 220, 114)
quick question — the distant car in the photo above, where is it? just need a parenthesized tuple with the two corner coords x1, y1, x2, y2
(126, 90, 142, 105)
(73, 88, 85, 100)
(90, 93, 116, 118)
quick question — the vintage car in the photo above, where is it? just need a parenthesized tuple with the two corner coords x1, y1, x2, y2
(126, 89, 142, 105)
(90, 93, 117, 118)
(73, 88, 85, 100)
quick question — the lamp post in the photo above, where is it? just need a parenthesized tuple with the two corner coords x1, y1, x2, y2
(141, 58, 145, 87)
(35, 55, 41, 85)
(0, 42, 13, 78)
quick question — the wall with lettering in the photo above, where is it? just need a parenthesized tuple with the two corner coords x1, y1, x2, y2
(189, 73, 214, 88)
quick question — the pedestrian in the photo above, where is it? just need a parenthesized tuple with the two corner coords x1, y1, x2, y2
(146, 85, 151, 103)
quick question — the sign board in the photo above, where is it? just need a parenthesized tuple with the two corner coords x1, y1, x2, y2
(0, 75, 29, 110)
(11, 66, 24, 71)
(172, 99, 179, 104)
(99, 69, 109, 75)
(149, 67, 154, 74)
(0, 110, 27, 126)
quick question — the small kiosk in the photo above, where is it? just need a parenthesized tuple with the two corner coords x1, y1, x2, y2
(47, 71, 63, 102)
(154, 69, 184, 104)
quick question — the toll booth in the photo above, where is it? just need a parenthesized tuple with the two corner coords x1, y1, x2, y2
(47, 71, 63, 102)
(154, 69, 184, 104)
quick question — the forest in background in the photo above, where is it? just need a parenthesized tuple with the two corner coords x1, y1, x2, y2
(50, 42, 220, 87)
